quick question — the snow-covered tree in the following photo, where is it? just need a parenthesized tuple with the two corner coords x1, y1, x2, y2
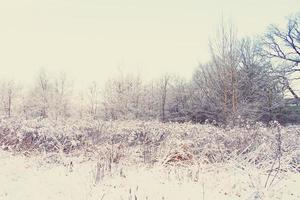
(0, 80, 22, 117)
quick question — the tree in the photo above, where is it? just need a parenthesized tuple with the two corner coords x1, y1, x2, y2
(37, 69, 51, 118)
(157, 74, 171, 122)
(141, 81, 160, 120)
(0, 80, 21, 117)
(191, 25, 284, 123)
(87, 81, 100, 119)
(262, 14, 300, 99)
(167, 76, 192, 122)
(101, 73, 143, 120)
(25, 69, 54, 119)
(53, 72, 73, 119)
(238, 38, 283, 122)
(192, 22, 240, 123)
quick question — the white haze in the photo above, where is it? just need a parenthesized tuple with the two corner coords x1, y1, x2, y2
(0, 0, 299, 89)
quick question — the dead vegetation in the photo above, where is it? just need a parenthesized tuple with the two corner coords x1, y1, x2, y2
(0, 117, 299, 174)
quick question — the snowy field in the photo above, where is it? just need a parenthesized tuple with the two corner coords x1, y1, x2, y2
(0, 119, 300, 200)
(0, 150, 299, 200)
(0, 1, 299, 199)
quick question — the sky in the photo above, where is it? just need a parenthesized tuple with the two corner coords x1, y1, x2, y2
(0, 0, 299, 88)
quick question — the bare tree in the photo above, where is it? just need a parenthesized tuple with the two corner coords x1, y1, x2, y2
(53, 72, 72, 119)
(38, 69, 51, 118)
(77, 90, 86, 119)
(101, 73, 143, 120)
(141, 81, 159, 120)
(0, 80, 21, 117)
(25, 69, 53, 118)
(192, 21, 240, 122)
(158, 74, 171, 122)
(167, 76, 192, 122)
(262, 14, 300, 99)
(238, 38, 283, 122)
(87, 81, 100, 119)
(191, 24, 284, 123)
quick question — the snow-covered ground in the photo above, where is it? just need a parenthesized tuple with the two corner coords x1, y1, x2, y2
(0, 150, 299, 200)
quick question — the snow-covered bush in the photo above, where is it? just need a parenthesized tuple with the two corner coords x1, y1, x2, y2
(0, 116, 299, 171)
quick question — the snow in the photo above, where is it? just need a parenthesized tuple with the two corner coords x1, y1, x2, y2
(0, 151, 299, 200)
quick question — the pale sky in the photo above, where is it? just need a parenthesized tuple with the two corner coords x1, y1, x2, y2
(0, 0, 299, 88)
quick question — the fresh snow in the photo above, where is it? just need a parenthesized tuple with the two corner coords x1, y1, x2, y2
(0, 151, 299, 200)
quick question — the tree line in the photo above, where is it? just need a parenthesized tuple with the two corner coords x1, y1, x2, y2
(1, 14, 299, 124)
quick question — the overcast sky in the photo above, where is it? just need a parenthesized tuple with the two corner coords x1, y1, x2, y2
(0, 0, 299, 88)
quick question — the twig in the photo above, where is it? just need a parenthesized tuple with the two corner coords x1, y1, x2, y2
(264, 157, 277, 188)
(264, 124, 282, 188)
